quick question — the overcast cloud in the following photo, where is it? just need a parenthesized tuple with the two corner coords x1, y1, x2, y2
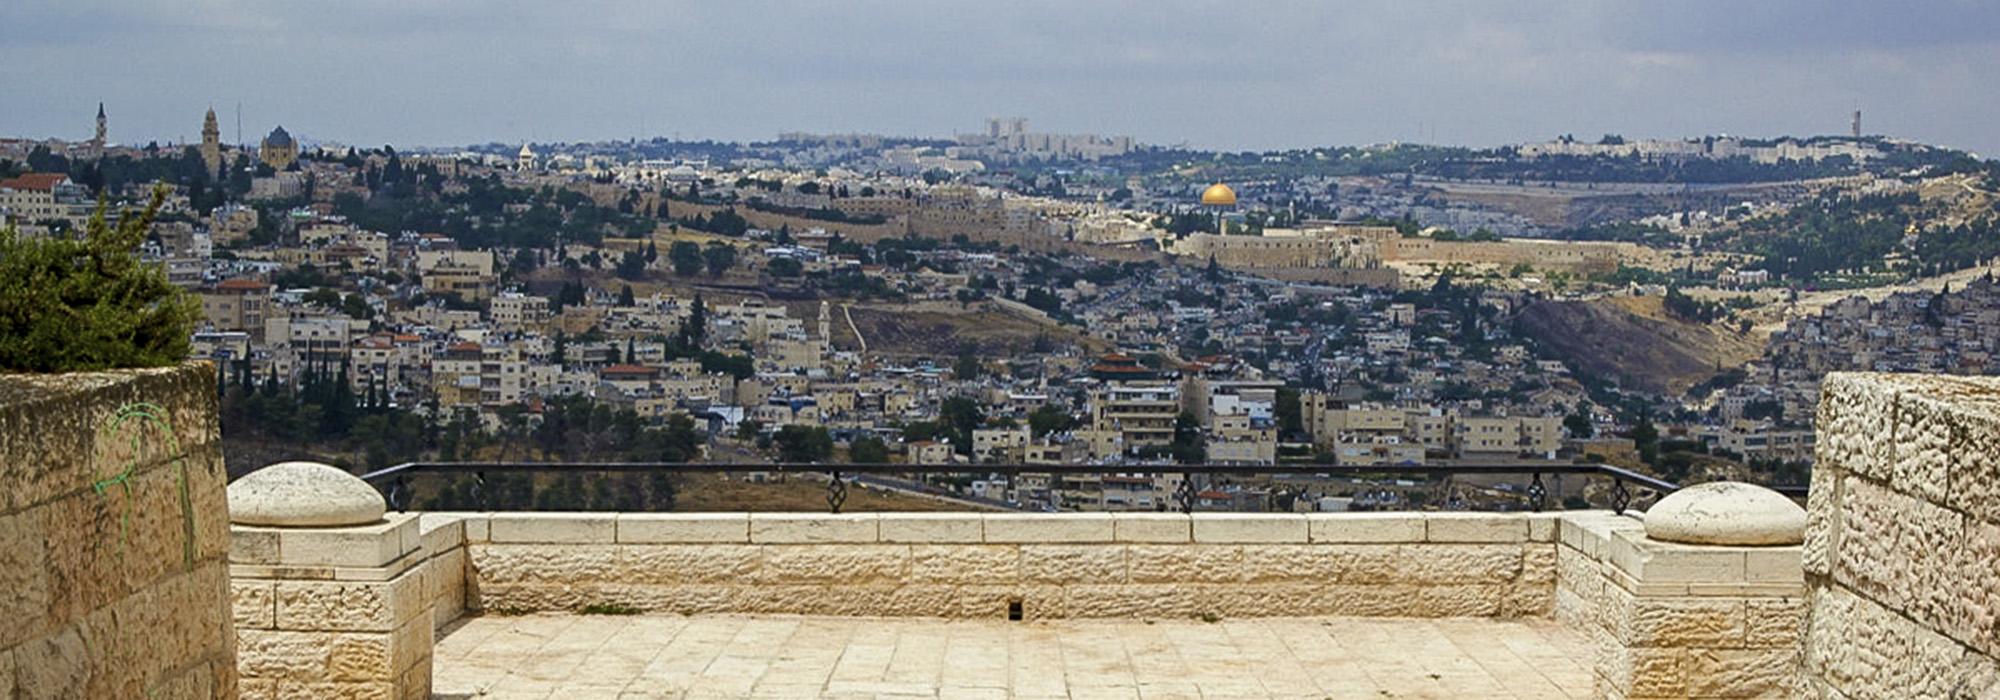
(3, 1, 1996, 155)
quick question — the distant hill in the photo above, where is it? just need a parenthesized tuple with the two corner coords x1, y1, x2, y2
(1514, 294, 1761, 394)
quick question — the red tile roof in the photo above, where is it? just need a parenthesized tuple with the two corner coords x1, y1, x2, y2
(214, 278, 267, 292)
(0, 173, 68, 192)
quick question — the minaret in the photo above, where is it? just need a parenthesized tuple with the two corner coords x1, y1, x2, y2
(94, 103, 107, 147)
(818, 301, 831, 341)
(200, 107, 224, 177)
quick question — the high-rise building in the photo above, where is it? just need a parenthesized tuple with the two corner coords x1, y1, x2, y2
(200, 108, 224, 177)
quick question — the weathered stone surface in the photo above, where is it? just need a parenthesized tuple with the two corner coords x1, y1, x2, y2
(1019, 545, 1125, 583)
(750, 513, 879, 543)
(0, 508, 50, 650)
(615, 513, 747, 544)
(908, 545, 1018, 584)
(1745, 598, 1806, 648)
(1126, 544, 1242, 583)
(12, 627, 90, 699)
(488, 512, 614, 544)
(1306, 512, 1425, 543)
(1189, 513, 1306, 543)
(1643, 481, 1806, 546)
(1614, 597, 1744, 647)
(274, 570, 425, 633)
(1110, 513, 1189, 543)
(756, 545, 909, 584)
(1427, 513, 1529, 543)
(1802, 460, 1841, 577)
(615, 544, 758, 584)
(1833, 477, 1913, 610)
(1806, 585, 1972, 700)
(228, 461, 386, 527)
(982, 513, 1113, 543)
(234, 580, 277, 629)
(469, 543, 619, 586)
(1685, 647, 1798, 698)
(878, 513, 983, 543)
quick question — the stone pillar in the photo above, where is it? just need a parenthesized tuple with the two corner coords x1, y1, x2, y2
(1558, 483, 1808, 699)
(228, 462, 433, 699)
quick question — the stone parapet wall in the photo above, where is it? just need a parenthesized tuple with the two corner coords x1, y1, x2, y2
(0, 364, 237, 699)
(1804, 374, 2000, 699)
(453, 511, 1561, 620)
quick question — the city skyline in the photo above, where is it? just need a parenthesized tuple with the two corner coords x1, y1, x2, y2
(4, 1, 1999, 156)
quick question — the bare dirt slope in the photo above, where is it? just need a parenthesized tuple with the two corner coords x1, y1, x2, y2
(1514, 294, 1762, 395)
(842, 301, 1103, 359)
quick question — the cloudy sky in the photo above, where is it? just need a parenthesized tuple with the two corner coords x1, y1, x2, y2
(3, 1, 1996, 155)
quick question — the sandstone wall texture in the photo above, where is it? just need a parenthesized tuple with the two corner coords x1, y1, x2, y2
(1804, 373, 2000, 699)
(455, 512, 1560, 621)
(230, 513, 469, 699)
(0, 364, 238, 699)
(1554, 512, 1805, 699)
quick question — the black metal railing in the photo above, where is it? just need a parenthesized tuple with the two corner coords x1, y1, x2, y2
(355, 461, 1777, 516)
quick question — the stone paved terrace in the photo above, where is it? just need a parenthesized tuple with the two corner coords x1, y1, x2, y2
(430, 613, 1594, 699)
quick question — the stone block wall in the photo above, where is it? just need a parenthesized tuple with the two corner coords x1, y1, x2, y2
(454, 511, 1560, 620)
(229, 513, 470, 699)
(0, 364, 237, 698)
(1554, 512, 1805, 699)
(1804, 373, 2000, 699)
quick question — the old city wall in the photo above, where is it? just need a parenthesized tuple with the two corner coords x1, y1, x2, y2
(1384, 237, 1634, 275)
(1802, 373, 2000, 698)
(454, 512, 1562, 620)
(0, 364, 238, 698)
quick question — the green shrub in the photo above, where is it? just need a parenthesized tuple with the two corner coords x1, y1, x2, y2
(0, 185, 199, 372)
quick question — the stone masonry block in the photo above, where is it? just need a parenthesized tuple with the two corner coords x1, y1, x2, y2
(1948, 404, 2000, 528)
(267, 514, 421, 568)
(1611, 531, 1744, 584)
(616, 513, 749, 544)
(877, 513, 983, 543)
(1527, 513, 1559, 542)
(488, 512, 615, 544)
(749, 513, 879, 543)
(755, 545, 910, 584)
(1190, 513, 1306, 543)
(1111, 513, 1189, 543)
(231, 527, 280, 565)
(273, 567, 426, 633)
(1892, 392, 1955, 506)
(1745, 548, 1803, 584)
(468, 544, 619, 585)
(615, 544, 759, 584)
(0, 507, 51, 651)
(1684, 647, 1798, 698)
(1020, 544, 1126, 583)
(1745, 598, 1807, 648)
(1426, 512, 1530, 542)
(417, 515, 466, 557)
(1614, 597, 1745, 647)
(1802, 462, 1841, 577)
(1306, 512, 1425, 543)
(982, 513, 1113, 543)
(1833, 477, 1912, 610)
(908, 545, 1019, 584)
(1126, 544, 1243, 583)
(1817, 373, 1898, 480)
(233, 580, 277, 630)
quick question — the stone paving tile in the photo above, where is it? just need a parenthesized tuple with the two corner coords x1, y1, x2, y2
(434, 613, 1594, 698)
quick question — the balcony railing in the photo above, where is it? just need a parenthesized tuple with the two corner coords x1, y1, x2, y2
(357, 460, 1800, 515)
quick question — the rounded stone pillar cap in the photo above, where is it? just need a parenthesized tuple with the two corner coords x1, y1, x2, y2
(228, 461, 387, 527)
(1643, 481, 1805, 546)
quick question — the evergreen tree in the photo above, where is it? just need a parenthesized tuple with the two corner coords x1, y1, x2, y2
(0, 185, 198, 371)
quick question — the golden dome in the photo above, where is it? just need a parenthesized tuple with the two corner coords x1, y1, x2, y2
(1199, 182, 1238, 206)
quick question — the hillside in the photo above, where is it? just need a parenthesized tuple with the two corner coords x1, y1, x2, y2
(1514, 294, 1762, 394)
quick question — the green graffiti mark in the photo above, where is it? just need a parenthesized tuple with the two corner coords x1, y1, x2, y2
(91, 401, 197, 570)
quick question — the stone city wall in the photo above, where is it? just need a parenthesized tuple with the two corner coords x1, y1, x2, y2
(0, 364, 237, 698)
(456, 512, 1562, 621)
(1803, 373, 2000, 699)
(1553, 512, 1805, 699)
